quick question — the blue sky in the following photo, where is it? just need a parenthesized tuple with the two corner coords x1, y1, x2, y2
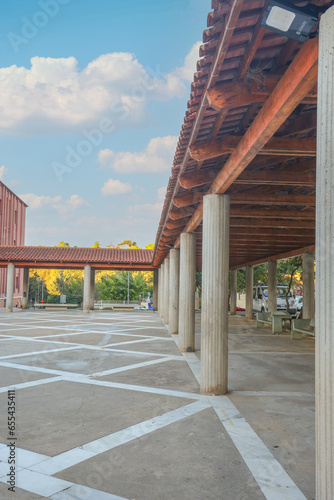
(0, 0, 210, 247)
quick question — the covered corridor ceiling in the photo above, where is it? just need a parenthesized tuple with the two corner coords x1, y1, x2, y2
(153, 0, 332, 270)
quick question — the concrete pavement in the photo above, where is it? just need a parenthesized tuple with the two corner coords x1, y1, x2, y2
(0, 310, 314, 499)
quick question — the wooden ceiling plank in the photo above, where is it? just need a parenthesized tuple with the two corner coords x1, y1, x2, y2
(230, 217, 315, 228)
(179, 169, 219, 189)
(190, 136, 316, 161)
(173, 37, 318, 247)
(230, 245, 315, 269)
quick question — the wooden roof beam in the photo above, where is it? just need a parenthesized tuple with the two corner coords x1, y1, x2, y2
(169, 207, 196, 220)
(173, 37, 318, 247)
(173, 192, 204, 208)
(230, 217, 315, 228)
(230, 206, 314, 219)
(229, 227, 314, 237)
(179, 169, 218, 189)
(234, 169, 315, 187)
(229, 192, 315, 206)
(230, 245, 315, 270)
(190, 136, 316, 162)
(165, 219, 188, 230)
(207, 77, 317, 112)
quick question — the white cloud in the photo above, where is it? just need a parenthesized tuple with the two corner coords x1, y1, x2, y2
(173, 41, 202, 82)
(52, 194, 89, 214)
(101, 179, 132, 196)
(98, 135, 178, 174)
(0, 43, 201, 135)
(19, 193, 61, 210)
(128, 202, 163, 216)
(0, 165, 8, 180)
(157, 186, 167, 202)
(19, 193, 88, 213)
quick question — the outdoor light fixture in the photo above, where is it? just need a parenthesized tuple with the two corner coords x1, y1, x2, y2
(261, 0, 320, 42)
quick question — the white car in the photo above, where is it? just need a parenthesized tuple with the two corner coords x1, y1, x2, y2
(253, 285, 297, 315)
(294, 296, 303, 312)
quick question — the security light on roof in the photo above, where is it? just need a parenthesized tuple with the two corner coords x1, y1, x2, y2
(261, 0, 319, 42)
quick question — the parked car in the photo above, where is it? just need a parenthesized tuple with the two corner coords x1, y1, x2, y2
(294, 296, 303, 315)
(253, 285, 297, 315)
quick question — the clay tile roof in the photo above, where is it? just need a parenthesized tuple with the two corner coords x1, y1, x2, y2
(0, 246, 154, 266)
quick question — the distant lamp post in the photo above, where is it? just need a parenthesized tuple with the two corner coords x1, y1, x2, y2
(36, 276, 44, 303)
(261, 0, 319, 42)
(127, 272, 130, 304)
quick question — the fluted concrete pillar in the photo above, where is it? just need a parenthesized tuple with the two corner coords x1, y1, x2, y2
(168, 249, 180, 334)
(303, 251, 315, 319)
(178, 233, 196, 352)
(83, 265, 91, 313)
(158, 267, 162, 315)
(153, 269, 158, 311)
(163, 258, 170, 324)
(22, 268, 29, 309)
(316, 9, 334, 497)
(245, 266, 253, 319)
(268, 260, 277, 313)
(89, 269, 95, 310)
(6, 263, 15, 312)
(230, 269, 237, 315)
(201, 194, 229, 394)
(160, 263, 165, 318)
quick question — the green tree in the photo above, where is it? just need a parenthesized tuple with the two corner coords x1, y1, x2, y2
(277, 256, 303, 309)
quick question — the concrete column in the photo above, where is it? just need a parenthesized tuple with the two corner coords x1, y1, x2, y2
(163, 258, 170, 324)
(89, 269, 95, 310)
(6, 263, 14, 312)
(158, 267, 162, 314)
(230, 269, 237, 315)
(22, 268, 29, 310)
(316, 8, 334, 497)
(178, 233, 196, 352)
(201, 194, 229, 394)
(160, 263, 165, 318)
(245, 265, 253, 319)
(168, 249, 180, 334)
(302, 251, 315, 319)
(83, 264, 91, 313)
(153, 269, 158, 311)
(268, 260, 277, 313)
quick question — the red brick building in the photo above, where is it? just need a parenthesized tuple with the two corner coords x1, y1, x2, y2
(0, 182, 27, 307)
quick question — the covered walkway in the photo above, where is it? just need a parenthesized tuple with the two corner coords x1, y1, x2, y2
(0, 309, 314, 499)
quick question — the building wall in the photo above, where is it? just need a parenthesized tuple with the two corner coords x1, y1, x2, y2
(0, 182, 27, 307)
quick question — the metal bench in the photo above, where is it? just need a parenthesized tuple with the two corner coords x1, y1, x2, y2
(34, 303, 78, 311)
(256, 312, 272, 328)
(291, 318, 315, 340)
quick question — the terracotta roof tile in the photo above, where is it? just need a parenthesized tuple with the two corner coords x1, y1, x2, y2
(0, 246, 154, 266)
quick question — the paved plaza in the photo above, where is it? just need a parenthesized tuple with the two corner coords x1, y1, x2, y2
(0, 310, 315, 499)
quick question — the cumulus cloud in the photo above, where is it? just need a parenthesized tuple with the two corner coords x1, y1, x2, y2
(19, 193, 88, 213)
(157, 186, 167, 201)
(98, 135, 177, 174)
(0, 165, 8, 180)
(101, 179, 132, 196)
(173, 41, 202, 82)
(128, 202, 163, 216)
(0, 43, 200, 135)
(53, 194, 89, 214)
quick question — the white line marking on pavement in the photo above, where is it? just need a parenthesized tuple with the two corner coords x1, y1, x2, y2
(92, 355, 184, 378)
(68, 376, 204, 400)
(210, 396, 308, 500)
(0, 345, 82, 360)
(30, 400, 210, 475)
(0, 376, 64, 393)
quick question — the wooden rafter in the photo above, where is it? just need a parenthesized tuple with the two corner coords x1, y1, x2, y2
(171, 37, 318, 249)
(190, 136, 316, 161)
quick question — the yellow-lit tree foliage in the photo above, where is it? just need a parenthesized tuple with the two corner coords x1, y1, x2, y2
(29, 241, 154, 296)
